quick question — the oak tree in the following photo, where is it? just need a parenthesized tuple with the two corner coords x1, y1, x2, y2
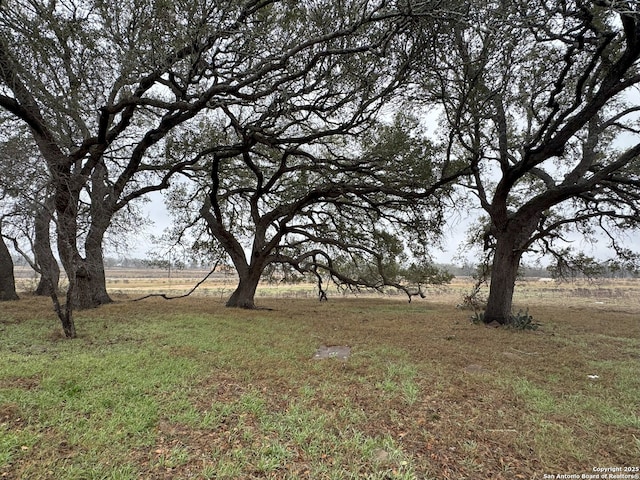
(425, 0, 640, 323)
(158, 0, 464, 308)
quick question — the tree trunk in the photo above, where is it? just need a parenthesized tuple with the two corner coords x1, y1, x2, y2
(34, 197, 60, 296)
(73, 259, 111, 308)
(55, 198, 111, 309)
(74, 162, 113, 308)
(57, 236, 111, 309)
(78, 221, 112, 308)
(0, 231, 19, 301)
(51, 282, 76, 338)
(226, 267, 262, 308)
(484, 233, 523, 324)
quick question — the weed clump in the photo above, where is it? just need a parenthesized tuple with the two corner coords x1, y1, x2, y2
(470, 308, 540, 330)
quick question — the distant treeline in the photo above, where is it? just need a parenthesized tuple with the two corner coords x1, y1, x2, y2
(13, 256, 638, 279)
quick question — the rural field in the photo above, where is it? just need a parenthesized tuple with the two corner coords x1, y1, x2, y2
(1, 272, 639, 479)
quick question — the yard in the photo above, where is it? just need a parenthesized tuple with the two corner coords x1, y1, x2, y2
(1, 275, 638, 478)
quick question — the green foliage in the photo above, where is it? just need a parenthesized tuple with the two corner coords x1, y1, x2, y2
(361, 113, 436, 187)
(403, 260, 454, 286)
(316, 227, 452, 300)
(143, 258, 185, 271)
(508, 308, 540, 331)
(470, 308, 540, 330)
(547, 251, 607, 281)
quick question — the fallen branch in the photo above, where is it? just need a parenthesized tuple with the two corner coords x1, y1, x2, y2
(510, 347, 540, 356)
(132, 262, 219, 302)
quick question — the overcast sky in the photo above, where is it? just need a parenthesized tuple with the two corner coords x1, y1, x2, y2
(121, 192, 639, 268)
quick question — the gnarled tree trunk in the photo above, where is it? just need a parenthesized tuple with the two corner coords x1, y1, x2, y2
(483, 234, 522, 324)
(79, 161, 112, 307)
(226, 264, 263, 309)
(201, 197, 267, 310)
(74, 244, 111, 308)
(55, 174, 112, 310)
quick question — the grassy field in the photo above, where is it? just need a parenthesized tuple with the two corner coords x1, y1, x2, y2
(1, 275, 639, 479)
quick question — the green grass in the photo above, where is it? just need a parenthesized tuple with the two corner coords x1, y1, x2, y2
(1, 294, 639, 478)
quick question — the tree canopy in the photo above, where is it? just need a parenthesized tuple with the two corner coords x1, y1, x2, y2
(0, 0, 639, 332)
(163, 112, 460, 307)
(155, 2, 464, 308)
(418, 0, 640, 323)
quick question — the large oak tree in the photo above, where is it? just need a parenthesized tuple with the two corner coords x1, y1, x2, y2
(424, 0, 640, 323)
(155, 1, 463, 308)
(0, 0, 241, 318)
(166, 114, 459, 308)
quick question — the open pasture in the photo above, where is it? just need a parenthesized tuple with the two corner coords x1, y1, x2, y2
(15, 266, 640, 311)
(1, 274, 639, 479)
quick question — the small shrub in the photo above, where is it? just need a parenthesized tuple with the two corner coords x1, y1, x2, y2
(470, 311, 485, 324)
(458, 285, 487, 311)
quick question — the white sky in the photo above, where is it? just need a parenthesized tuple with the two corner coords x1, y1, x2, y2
(122, 194, 639, 267)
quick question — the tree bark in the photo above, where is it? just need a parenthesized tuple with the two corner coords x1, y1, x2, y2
(200, 197, 267, 309)
(33, 197, 60, 296)
(484, 213, 540, 324)
(74, 163, 113, 309)
(483, 233, 523, 324)
(54, 174, 111, 309)
(67, 222, 111, 309)
(73, 259, 111, 308)
(51, 282, 76, 338)
(0, 230, 19, 301)
(225, 266, 262, 309)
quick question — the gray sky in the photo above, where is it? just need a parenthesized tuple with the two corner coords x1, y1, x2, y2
(124, 194, 639, 267)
